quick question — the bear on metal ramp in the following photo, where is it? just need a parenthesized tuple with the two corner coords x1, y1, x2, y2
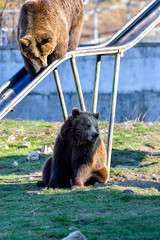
(17, 0, 84, 79)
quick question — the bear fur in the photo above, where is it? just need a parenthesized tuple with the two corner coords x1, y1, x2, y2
(37, 108, 108, 189)
(17, 0, 84, 79)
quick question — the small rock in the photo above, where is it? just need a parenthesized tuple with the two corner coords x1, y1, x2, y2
(152, 174, 157, 178)
(47, 146, 52, 153)
(114, 165, 133, 169)
(28, 176, 34, 180)
(13, 161, 18, 167)
(69, 226, 78, 231)
(22, 142, 31, 147)
(123, 189, 134, 194)
(130, 159, 136, 162)
(41, 145, 52, 154)
(41, 145, 47, 153)
(61, 231, 87, 240)
(152, 174, 157, 180)
(7, 135, 15, 141)
(0, 145, 9, 149)
(27, 151, 39, 161)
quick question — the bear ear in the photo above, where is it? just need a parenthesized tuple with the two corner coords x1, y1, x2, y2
(72, 107, 80, 118)
(20, 38, 30, 47)
(93, 112, 100, 119)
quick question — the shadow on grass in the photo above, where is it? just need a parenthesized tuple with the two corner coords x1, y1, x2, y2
(113, 180, 160, 192)
(1, 147, 159, 176)
(0, 154, 49, 176)
(0, 177, 159, 196)
(0, 148, 159, 193)
(0, 173, 159, 195)
(111, 148, 160, 168)
(0, 181, 38, 192)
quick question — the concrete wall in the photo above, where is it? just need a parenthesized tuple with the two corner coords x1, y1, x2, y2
(0, 43, 160, 122)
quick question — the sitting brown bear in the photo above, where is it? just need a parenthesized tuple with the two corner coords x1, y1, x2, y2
(37, 108, 108, 189)
(17, 0, 84, 79)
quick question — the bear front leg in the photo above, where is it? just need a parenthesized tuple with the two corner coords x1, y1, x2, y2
(47, 164, 59, 189)
(72, 163, 92, 189)
(68, 15, 84, 51)
(37, 157, 52, 188)
(48, 40, 69, 64)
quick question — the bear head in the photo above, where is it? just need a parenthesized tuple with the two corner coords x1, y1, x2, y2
(19, 31, 55, 68)
(70, 107, 100, 145)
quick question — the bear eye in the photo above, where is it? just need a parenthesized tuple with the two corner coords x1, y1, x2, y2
(21, 42, 27, 48)
(87, 123, 91, 128)
(41, 38, 50, 45)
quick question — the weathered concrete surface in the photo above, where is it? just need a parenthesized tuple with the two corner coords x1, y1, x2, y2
(0, 43, 160, 122)
(4, 91, 160, 122)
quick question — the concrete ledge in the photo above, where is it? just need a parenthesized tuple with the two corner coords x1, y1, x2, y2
(5, 91, 160, 122)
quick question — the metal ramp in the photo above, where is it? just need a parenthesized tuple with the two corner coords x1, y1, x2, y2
(0, 0, 160, 176)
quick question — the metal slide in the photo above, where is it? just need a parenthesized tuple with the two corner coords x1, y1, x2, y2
(0, 0, 159, 120)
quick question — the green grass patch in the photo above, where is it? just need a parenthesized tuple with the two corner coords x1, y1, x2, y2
(0, 120, 160, 240)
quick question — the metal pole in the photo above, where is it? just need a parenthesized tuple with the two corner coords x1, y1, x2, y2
(53, 68, 68, 121)
(93, 9, 98, 43)
(107, 52, 121, 177)
(0, 28, 2, 46)
(92, 54, 101, 113)
(70, 57, 86, 111)
(127, 2, 131, 22)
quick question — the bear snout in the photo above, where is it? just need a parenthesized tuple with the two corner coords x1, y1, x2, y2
(93, 132, 99, 138)
(87, 132, 99, 142)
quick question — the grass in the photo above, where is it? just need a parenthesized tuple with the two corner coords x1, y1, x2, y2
(0, 120, 160, 240)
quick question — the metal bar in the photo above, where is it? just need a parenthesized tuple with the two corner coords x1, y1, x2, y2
(0, 28, 2, 46)
(70, 57, 86, 111)
(107, 52, 121, 177)
(53, 68, 68, 121)
(86, 1, 146, 16)
(92, 54, 101, 113)
(93, 9, 98, 43)
(127, 2, 131, 22)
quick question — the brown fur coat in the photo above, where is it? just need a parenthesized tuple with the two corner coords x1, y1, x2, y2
(17, 0, 84, 78)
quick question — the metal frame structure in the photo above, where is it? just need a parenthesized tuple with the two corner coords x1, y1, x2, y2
(0, 0, 160, 177)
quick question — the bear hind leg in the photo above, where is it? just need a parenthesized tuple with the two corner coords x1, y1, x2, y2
(85, 167, 108, 186)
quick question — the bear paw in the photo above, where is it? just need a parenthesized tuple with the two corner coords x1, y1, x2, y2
(37, 181, 46, 188)
(72, 184, 84, 190)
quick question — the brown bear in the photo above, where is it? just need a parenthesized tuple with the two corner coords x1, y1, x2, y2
(37, 108, 108, 189)
(17, 0, 84, 79)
